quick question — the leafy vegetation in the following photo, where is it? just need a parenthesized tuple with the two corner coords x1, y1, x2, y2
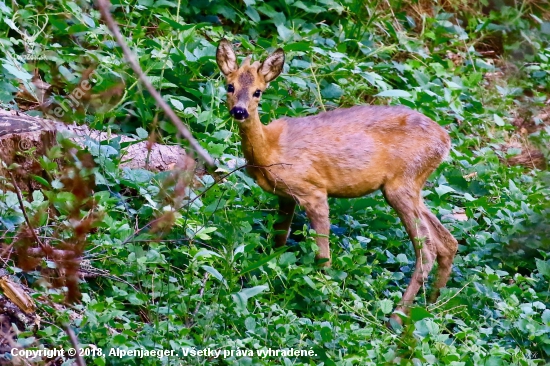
(1, 0, 550, 365)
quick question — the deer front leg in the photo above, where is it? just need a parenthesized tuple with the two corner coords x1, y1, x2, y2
(273, 196, 296, 248)
(301, 193, 331, 267)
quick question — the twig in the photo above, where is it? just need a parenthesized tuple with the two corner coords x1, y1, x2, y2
(0, 244, 13, 263)
(188, 162, 292, 206)
(521, 135, 538, 170)
(119, 216, 165, 246)
(186, 272, 210, 327)
(308, 61, 326, 112)
(64, 325, 86, 366)
(428, 281, 471, 311)
(96, 0, 214, 167)
(384, 0, 404, 32)
(8, 172, 51, 257)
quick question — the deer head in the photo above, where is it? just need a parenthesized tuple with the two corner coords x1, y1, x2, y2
(216, 39, 285, 121)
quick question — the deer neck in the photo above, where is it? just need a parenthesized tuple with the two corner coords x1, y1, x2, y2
(239, 110, 272, 167)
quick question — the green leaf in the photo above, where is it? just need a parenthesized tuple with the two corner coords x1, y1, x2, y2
(493, 114, 505, 126)
(435, 185, 455, 196)
(536, 259, 550, 278)
(128, 293, 145, 305)
(170, 98, 184, 111)
(302, 276, 317, 290)
(82, 14, 95, 28)
(58, 66, 75, 81)
(201, 265, 227, 287)
(278, 252, 297, 266)
(232, 285, 269, 312)
(3, 64, 33, 80)
(32, 190, 44, 203)
(485, 356, 503, 366)
(244, 317, 256, 331)
(31, 175, 50, 188)
(284, 42, 311, 52)
(157, 17, 196, 31)
(396, 253, 408, 264)
(277, 24, 293, 42)
(410, 307, 434, 321)
(293, 1, 325, 13)
(245, 7, 260, 23)
(0, 2, 13, 14)
(239, 247, 287, 276)
(321, 83, 343, 99)
(194, 226, 217, 240)
(194, 248, 223, 260)
(136, 128, 148, 139)
(378, 299, 393, 314)
(414, 319, 439, 338)
(240, 285, 268, 299)
(375, 90, 411, 98)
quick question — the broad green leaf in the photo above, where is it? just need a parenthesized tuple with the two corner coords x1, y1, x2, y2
(376, 90, 411, 98)
(536, 259, 550, 278)
(410, 307, 434, 321)
(136, 128, 148, 139)
(302, 276, 317, 290)
(232, 285, 269, 312)
(3, 64, 33, 80)
(244, 317, 256, 331)
(493, 114, 505, 126)
(396, 253, 408, 264)
(245, 7, 260, 23)
(435, 185, 455, 196)
(170, 98, 184, 111)
(240, 285, 268, 299)
(485, 356, 503, 366)
(201, 265, 227, 287)
(414, 319, 439, 338)
(284, 42, 312, 52)
(378, 299, 393, 314)
(277, 24, 293, 42)
(321, 83, 343, 99)
(194, 248, 223, 259)
(279, 252, 297, 266)
(195, 226, 217, 240)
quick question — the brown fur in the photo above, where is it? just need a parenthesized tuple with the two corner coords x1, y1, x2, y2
(216, 39, 458, 324)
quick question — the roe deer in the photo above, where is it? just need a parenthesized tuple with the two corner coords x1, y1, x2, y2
(216, 39, 458, 323)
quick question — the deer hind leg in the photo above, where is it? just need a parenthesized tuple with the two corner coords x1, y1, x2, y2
(382, 184, 437, 322)
(420, 204, 458, 303)
(273, 196, 296, 248)
(300, 192, 331, 267)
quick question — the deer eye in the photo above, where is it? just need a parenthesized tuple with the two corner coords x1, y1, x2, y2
(253, 89, 261, 98)
(227, 84, 235, 93)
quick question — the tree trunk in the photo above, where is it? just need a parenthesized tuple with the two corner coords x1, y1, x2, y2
(0, 109, 56, 191)
(0, 109, 195, 192)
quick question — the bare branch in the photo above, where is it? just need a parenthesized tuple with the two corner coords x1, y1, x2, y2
(96, 0, 215, 167)
(186, 272, 210, 327)
(64, 325, 86, 366)
(8, 172, 52, 257)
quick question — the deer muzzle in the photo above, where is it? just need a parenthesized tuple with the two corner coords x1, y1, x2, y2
(230, 106, 249, 121)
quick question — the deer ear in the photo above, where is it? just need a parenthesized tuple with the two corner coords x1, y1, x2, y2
(259, 48, 285, 82)
(216, 39, 238, 76)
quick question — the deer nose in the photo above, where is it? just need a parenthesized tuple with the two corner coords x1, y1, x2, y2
(230, 107, 249, 121)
